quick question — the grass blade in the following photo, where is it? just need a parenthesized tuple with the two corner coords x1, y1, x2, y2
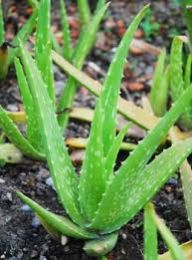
(19, 43, 83, 225)
(17, 191, 97, 239)
(35, 0, 54, 102)
(144, 203, 158, 260)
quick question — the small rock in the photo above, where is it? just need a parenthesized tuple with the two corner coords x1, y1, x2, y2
(45, 177, 55, 190)
(134, 29, 144, 38)
(127, 82, 144, 92)
(6, 192, 12, 201)
(30, 250, 38, 258)
(31, 216, 41, 228)
(61, 236, 68, 246)
(20, 204, 32, 213)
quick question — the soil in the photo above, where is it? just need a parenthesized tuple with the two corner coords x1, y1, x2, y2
(0, 0, 191, 259)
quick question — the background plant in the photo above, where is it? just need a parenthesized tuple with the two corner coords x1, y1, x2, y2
(16, 5, 192, 257)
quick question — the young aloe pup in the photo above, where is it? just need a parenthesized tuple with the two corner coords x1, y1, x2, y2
(16, 5, 192, 257)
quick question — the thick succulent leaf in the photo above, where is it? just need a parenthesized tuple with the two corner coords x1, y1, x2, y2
(57, 4, 108, 130)
(52, 51, 160, 130)
(0, 105, 44, 160)
(144, 203, 158, 260)
(180, 161, 192, 231)
(153, 211, 186, 260)
(89, 90, 192, 232)
(95, 0, 106, 13)
(15, 58, 43, 152)
(184, 54, 192, 87)
(104, 125, 130, 180)
(100, 4, 149, 155)
(77, 0, 91, 25)
(183, 0, 192, 42)
(8, 11, 37, 65)
(79, 102, 105, 220)
(17, 191, 97, 239)
(0, 143, 23, 164)
(83, 233, 118, 257)
(61, 0, 73, 60)
(0, 0, 4, 45)
(169, 37, 184, 102)
(149, 49, 168, 117)
(19, 43, 83, 225)
(35, 0, 54, 102)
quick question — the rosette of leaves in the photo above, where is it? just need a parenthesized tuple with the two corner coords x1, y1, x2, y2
(15, 5, 192, 257)
(150, 36, 192, 130)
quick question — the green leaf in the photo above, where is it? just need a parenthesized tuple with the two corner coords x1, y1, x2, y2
(19, 43, 83, 225)
(35, 0, 54, 102)
(17, 191, 97, 239)
(0, 105, 44, 160)
(83, 232, 118, 256)
(60, 0, 73, 60)
(184, 54, 192, 87)
(79, 102, 105, 220)
(14, 58, 43, 152)
(77, 0, 91, 26)
(0, 0, 5, 45)
(170, 37, 184, 102)
(57, 3, 108, 130)
(99, 4, 150, 155)
(152, 210, 186, 260)
(104, 124, 130, 180)
(149, 49, 168, 117)
(0, 43, 9, 79)
(144, 203, 158, 260)
(89, 85, 192, 232)
(95, 0, 106, 14)
(8, 11, 37, 65)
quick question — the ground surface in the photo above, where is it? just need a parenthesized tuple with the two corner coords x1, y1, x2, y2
(0, 0, 191, 259)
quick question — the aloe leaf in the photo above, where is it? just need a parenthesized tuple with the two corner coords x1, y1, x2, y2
(89, 85, 192, 231)
(57, 4, 108, 130)
(52, 51, 160, 130)
(152, 210, 186, 260)
(144, 203, 158, 260)
(0, 143, 23, 164)
(27, 0, 39, 9)
(149, 49, 168, 117)
(35, 0, 54, 102)
(61, 0, 73, 60)
(184, 54, 192, 87)
(100, 4, 149, 155)
(0, 0, 4, 45)
(170, 37, 184, 102)
(0, 43, 9, 79)
(77, 0, 91, 26)
(0, 105, 44, 160)
(83, 232, 118, 256)
(17, 191, 97, 239)
(79, 102, 105, 220)
(104, 124, 130, 180)
(8, 11, 37, 65)
(183, 0, 192, 43)
(51, 31, 63, 55)
(19, 43, 83, 225)
(95, 0, 106, 13)
(15, 58, 43, 152)
(180, 161, 192, 230)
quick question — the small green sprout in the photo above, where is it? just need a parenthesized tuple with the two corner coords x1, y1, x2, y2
(16, 5, 192, 257)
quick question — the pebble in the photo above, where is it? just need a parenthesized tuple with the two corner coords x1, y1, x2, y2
(45, 177, 55, 190)
(20, 204, 32, 213)
(31, 217, 41, 228)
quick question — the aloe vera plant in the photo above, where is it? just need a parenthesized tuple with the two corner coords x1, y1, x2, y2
(16, 5, 192, 257)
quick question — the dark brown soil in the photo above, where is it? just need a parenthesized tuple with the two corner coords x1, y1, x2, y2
(0, 0, 191, 259)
